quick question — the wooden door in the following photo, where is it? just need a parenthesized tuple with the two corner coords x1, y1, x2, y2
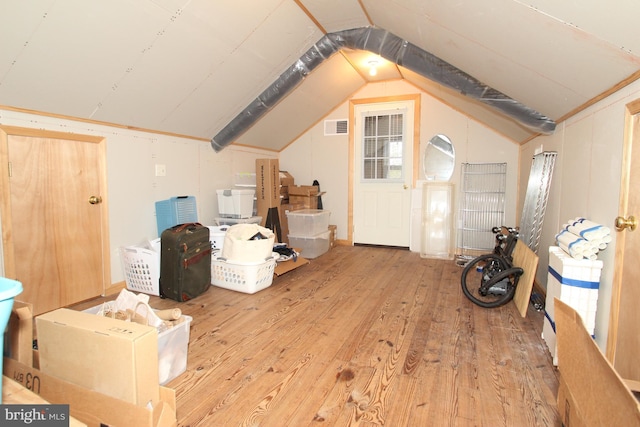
(0, 126, 110, 315)
(607, 99, 640, 382)
(350, 96, 419, 247)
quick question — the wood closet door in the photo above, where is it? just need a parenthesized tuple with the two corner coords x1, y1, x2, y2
(0, 126, 109, 315)
(608, 99, 640, 383)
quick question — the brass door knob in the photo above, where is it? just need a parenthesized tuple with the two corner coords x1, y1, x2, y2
(88, 196, 102, 205)
(615, 215, 637, 231)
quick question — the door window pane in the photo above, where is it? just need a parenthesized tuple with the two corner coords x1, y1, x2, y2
(362, 112, 404, 181)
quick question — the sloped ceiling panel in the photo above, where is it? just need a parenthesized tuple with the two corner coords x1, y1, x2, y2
(298, 0, 370, 33)
(402, 68, 536, 142)
(91, 10, 231, 132)
(362, 0, 640, 121)
(527, 0, 640, 55)
(0, 0, 167, 118)
(93, 0, 323, 138)
(0, 0, 324, 140)
(0, 0, 55, 79)
(236, 54, 365, 151)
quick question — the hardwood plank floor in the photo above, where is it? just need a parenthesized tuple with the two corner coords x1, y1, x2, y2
(74, 245, 561, 426)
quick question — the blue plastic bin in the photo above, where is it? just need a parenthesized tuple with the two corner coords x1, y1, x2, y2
(0, 277, 23, 403)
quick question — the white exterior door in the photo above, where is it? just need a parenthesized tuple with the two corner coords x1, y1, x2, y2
(353, 101, 414, 246)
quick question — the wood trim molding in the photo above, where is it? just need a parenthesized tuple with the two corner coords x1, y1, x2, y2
(0, 105, 210, 143)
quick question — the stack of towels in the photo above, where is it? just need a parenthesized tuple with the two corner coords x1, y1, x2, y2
(555, 217, 611, 260)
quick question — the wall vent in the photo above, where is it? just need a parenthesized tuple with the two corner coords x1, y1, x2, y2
(324, 119, 348, 136)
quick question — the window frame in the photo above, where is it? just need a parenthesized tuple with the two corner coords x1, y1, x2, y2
(360, 108, 407, 183)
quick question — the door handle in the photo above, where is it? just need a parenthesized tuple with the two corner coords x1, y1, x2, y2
(88, 196, 102, 205)
(615, 215, 637, 231)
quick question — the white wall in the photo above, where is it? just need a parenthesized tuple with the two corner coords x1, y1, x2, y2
(280, 80, 520, 244)
(0, 79, 544, 292)
(521, 78, 640, 350)
(0, 108, 276, 285)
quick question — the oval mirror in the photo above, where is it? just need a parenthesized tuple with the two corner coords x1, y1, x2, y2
(423, 134, 455, 181)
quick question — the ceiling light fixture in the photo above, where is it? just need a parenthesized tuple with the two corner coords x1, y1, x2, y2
(368, 59, 379, 76)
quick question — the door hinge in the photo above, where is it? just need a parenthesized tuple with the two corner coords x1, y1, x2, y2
(8, 161, 12, 178)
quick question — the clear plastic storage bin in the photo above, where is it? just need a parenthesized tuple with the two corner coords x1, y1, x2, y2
(217, 189, 255, 218)
(288, 230, 331, 259)
(286, 209, 330, 236)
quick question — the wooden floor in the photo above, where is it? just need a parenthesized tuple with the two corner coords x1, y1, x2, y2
(80, 245, 561, 426)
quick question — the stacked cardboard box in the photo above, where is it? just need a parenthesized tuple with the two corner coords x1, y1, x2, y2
(289, 185, 324, 209)
(256, 159, 282, 242)
(280, 171, 294, 204)
(328, 224, 337, 248)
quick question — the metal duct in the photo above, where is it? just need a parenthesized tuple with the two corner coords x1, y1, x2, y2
(211, 27, 556, 152)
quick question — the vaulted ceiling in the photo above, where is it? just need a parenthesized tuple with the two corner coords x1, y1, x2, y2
(2, 1, 640, 152)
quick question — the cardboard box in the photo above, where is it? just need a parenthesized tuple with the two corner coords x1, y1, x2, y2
(256, 159, 282, 241)
(289, 196, 317, 209)
(7, 301, 34, 367)
(5, 301, 177, 427)
(36, 308, 160, 407)
(274, 255, 310, 276)
(279, 171, 294, 187)
(328, 224, 337, 248)
(4, 358, 176, 427)
(555, 298, 640, 426)
(280, 171, 294, 201)
(256, 159, 280, 210)
(82, 305, 193, 385)
(288, 185, 324, 209)
(279, 204, 290, 244)
(288, 185, 318, 197)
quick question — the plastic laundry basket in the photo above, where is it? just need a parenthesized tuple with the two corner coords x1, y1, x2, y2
(0, 277, 23, 403)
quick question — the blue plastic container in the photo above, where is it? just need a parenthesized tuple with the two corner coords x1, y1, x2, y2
(155, 196, 198, 236)
(0, 277, 23, 403)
